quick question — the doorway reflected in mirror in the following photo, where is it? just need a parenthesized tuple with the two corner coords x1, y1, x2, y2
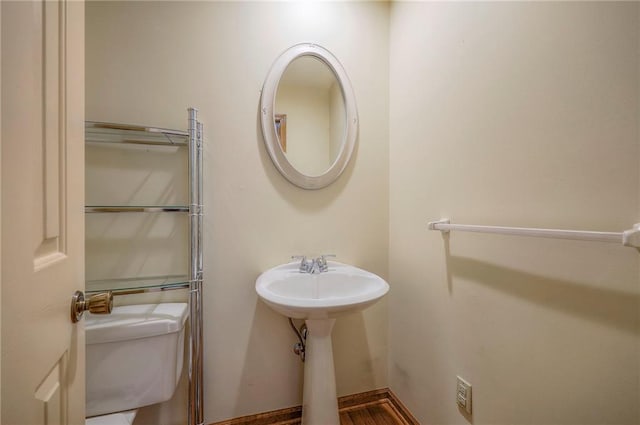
(275, 114, 287, 152)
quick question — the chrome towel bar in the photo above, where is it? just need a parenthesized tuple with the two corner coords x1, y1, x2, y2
(428, 219, 640, 248)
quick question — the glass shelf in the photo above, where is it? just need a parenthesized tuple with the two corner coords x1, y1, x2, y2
(86, 121, 189, 146)
(85, 205, 189, 213)
(86, 274, 190, 295)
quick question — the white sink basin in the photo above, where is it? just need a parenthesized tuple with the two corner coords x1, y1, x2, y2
(256, 261, 389, 319)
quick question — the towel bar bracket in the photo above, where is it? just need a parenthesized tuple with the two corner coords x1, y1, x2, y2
(622, 223, 640, 248)
(427, 219, 451, 232)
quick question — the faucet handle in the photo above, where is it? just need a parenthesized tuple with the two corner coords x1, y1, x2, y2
(292, 255, 310, 272)
(318, 254, 336, 271)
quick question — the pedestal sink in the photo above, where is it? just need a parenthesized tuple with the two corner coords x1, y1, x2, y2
(255, 260, 389, 425)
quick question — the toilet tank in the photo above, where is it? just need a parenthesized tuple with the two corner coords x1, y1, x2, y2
(85, 303, 189, 418)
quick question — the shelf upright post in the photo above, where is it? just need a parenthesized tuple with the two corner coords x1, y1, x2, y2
(196, 120, 204, 425)
(187, 107, 204, 425)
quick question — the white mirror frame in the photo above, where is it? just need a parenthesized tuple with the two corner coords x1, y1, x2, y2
(260, 43, 358, 190)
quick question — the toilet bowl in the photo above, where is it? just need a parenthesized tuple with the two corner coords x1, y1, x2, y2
(85, 303, 189, 424)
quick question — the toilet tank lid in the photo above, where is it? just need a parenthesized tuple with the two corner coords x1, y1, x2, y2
(86, 303, 189, 345)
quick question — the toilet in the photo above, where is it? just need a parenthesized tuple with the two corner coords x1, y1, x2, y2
(85, 303, 189, 425)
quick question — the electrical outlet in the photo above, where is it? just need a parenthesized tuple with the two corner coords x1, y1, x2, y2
(456, 376, 472, 414)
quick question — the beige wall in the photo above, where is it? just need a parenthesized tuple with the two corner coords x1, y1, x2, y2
(389, 2, 640, 424)
(85, 1, 389, 423)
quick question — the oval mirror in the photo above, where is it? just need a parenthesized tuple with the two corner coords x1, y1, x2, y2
(260, 43, 358, 189)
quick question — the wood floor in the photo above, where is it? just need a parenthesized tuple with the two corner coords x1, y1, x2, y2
(339, 397, 416, 425)
(211, 388, 419, 425)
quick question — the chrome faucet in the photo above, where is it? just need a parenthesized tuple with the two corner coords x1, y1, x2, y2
(292, 255, 336, 274)
(309, 259, 321, 274)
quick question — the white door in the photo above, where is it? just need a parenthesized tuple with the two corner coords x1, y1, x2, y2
(1, 1, 85, 424)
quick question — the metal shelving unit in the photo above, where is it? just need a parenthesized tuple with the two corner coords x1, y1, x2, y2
(85, 108, 204, 425)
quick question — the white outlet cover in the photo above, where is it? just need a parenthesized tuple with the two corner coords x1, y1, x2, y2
(456, 376, 472, 414)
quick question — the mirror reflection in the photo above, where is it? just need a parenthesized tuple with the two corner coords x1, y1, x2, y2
(275, 56, 346, 177)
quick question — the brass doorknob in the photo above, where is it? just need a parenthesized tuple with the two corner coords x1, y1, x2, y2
(70, 290, 113, 323)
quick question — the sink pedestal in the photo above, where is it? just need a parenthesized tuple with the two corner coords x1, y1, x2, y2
(302, 318, 339, 425)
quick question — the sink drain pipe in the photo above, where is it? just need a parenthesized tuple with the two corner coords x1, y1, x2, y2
(288, 318, 307, 362)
